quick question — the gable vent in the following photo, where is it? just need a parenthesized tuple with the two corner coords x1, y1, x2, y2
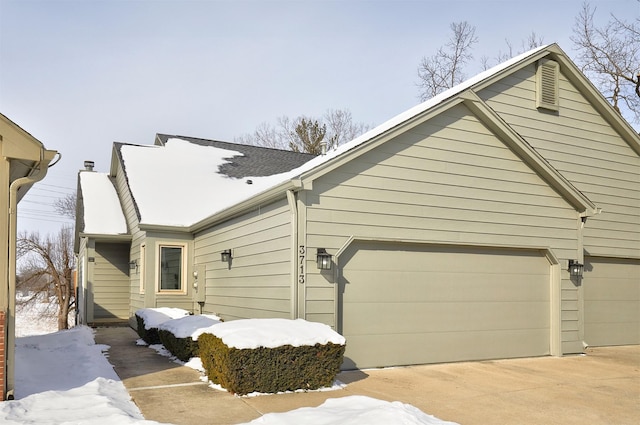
(536, 59, 559, 111)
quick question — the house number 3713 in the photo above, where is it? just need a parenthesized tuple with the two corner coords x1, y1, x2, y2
(298, 245, 305, 284)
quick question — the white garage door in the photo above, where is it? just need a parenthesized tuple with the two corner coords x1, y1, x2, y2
(339, 242, 551, 369)
(584, 257, 640, 346)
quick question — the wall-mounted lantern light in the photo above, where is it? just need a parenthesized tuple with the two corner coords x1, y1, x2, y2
(316, 248, 332, 270)
(221, 249, 232, 263)
(129, 259, 138, 271)
(568, 260, 584, 278)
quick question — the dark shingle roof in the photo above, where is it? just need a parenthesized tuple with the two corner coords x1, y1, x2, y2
(155, 134, 317, 178)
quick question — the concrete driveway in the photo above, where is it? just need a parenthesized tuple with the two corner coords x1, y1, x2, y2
(96, 327, 640, 425)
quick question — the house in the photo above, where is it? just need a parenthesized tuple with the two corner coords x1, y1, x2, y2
(75, 44, 639, 370)
(1, 113, 57, 399)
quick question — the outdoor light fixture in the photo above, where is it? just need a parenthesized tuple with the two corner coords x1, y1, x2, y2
(568, 260, 584, 278)
(221, 249, 232, 263)
(316, 248, 332, 270)
(129, 259, 137, 270)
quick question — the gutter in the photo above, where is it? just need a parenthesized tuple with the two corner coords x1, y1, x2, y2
(6, 152, 57, 400)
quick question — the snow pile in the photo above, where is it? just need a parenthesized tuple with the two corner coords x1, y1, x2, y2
(206, 318, 346, 349)
(1, 326, 168, 425)
(241, 395, 459, 425)
(135, 307, 191, 329)
(156, 313, 222, 340)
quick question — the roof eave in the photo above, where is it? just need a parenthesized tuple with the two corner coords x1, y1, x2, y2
(190, 179, 299, 233)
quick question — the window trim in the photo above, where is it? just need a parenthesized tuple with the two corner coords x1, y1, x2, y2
(156, 242, 188, 294)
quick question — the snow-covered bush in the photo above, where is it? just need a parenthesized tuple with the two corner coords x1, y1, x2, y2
(199, 318, 346, 395)
(156, 314, 222, 361)
(134, 307, 190, 344)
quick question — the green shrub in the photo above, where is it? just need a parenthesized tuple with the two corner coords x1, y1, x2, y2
(158, 329, 200, 362)
(135, 314, 161, 344)
(198, 333, 345, 396)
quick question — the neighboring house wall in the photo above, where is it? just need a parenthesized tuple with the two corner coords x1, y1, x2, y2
(478, 62, 640, 350)
(195, 197, 294, 320)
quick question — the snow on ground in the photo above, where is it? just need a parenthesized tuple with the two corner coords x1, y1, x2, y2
(3, 302, 456, 425)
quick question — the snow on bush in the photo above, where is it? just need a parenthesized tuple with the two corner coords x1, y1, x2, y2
(206, 318, 346, 349)
(135, 307, 191, 330)
(156, 314, 222, 340)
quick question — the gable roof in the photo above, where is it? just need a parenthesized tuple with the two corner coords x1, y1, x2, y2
(113, 136, 317, 228)
(101, 43, 637, 232)
(194, 43, 625, 230)
(155, 134, 317, 178)
(77, 171, 128, 235)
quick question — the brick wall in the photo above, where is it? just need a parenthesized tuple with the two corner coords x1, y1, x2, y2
(0, 311, 5, 401)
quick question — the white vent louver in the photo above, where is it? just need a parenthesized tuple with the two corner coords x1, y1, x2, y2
(536, 59, 559, 111)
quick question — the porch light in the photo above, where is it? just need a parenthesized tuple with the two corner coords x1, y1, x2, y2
(221, 249, 232, 263)
(568, 260, 584, 278)
(129, 259, 137, 271)
(316, 248, 332, 270)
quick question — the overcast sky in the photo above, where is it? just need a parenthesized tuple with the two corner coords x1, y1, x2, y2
(2, 0, 637, 236)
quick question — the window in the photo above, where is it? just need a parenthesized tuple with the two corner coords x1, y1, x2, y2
(158, 244, 186, 291)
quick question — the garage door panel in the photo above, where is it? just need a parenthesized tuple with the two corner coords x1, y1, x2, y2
(340, 243, 550, 368)
(586, 301, 639, 322)
(584, 323, 639, 347)
(343, 329, 550, 370)
(342, 243, 548, 274)
(584, 281, 639, 300)
(342, 271, 549, 303)
(344, 301, 549, 335)
(584, 257, 640, 346)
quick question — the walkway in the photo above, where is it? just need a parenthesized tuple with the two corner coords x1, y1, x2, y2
(95, 326, 640, 425)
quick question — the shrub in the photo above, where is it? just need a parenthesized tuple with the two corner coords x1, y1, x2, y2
(134, 308, 191, 344)
(158, 330, 200, 362)
(198, 332, 345, 395)
(135, 313, 161, 344)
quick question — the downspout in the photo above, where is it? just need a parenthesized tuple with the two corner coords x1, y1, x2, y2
(286, 189, 298, 319)
(6, 153, 55, 400)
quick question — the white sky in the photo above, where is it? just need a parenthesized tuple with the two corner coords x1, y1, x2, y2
(2, 0, 637, 236)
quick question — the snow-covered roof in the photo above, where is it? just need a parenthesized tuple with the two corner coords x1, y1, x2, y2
(79, 172, 127, 235)
(119, 44, 551, 228)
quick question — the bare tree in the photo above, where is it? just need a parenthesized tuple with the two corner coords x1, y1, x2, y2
(53, 191, 77, 220)
(17, 226, 75, 330)
(486, 31, 546, 69)
(572, 1, 640, 122)
(417, 21, 478, 101)
(236, 108, 371, 154)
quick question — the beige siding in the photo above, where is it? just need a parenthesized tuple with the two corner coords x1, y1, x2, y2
(479, 64, 640, 259)
(128, 231, 146, 318)
(93, 243, 130, 322)
(195, 198, 293, 320)
(305, 103, 578, 331)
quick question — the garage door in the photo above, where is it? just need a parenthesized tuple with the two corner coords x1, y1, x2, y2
(584, 257, 640, 346)
(339, 242, 551, 369)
